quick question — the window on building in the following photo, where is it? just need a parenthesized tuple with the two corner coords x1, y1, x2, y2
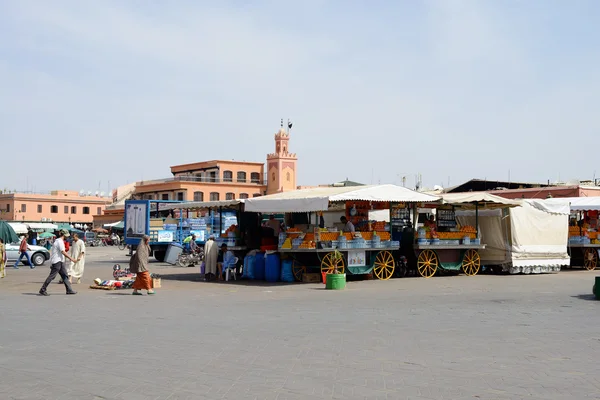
(239, 193, 249, 199)
(145, 194, 154, 200)
(21, 204, 26, 212)
(210, 192, 219, 201)
(37, 205, 42, 213)
(177, 192, 184, 201)
(193, 191, 204, 201)
(64, 206, 69, 214)
(253, 193, 261, 198)
(71, 206, 77, 214)
(83, 207, 90, 215)
(223, 171, 233, 182)
(162, 193, 170, 200)
(209, 171, 217, 182)
(251, 172, 260, 183)
(97, 207, 102, 215)
(50, 205, 58, 214)
(6, 204, 10, 212)
(226, 192, 235, 200)
(237, 171, 247, 183)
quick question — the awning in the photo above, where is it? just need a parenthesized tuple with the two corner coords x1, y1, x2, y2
(441, 192, 521, 208)
(244, 184, 440, 213)
(163, 200, 244, 211)
(7, 222, 28, 234)
(104, 220, 125, 229)
(543, 197, 600, 212)
(26, 222, 59, 232)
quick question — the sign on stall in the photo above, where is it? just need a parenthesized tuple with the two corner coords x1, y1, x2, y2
(347, 250, 366, 267)
(157, 230, 174, 242)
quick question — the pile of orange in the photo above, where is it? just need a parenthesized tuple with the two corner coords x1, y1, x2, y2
(319, 232, 339, 241)
(298, 241, 316, 249)
(460, 225, 476, 234)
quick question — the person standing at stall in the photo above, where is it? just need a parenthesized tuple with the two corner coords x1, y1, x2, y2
(204, 235, 218, 281)
(340, 216, 355, 233)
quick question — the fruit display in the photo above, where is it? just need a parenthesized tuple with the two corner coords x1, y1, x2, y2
(460, 225, 476, 234)
(319, 232, 340, 241)
(372, 221, 386, 230)
(298, 241, 316, 249)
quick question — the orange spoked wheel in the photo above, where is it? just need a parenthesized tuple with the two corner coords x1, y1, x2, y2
(321, 252, 345, 275)
(373, 251, 395, 280)
(417, 249, 438, 278)
(291, 261, 306, 281)
(584, 248, 598, 271)
(462, 249, 481, 276)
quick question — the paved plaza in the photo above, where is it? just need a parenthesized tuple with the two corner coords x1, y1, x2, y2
(1, 246, 599, 400)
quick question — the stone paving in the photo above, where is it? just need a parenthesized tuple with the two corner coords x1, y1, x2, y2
(1, 246, 599, 400)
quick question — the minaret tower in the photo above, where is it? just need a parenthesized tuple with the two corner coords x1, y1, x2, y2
(266, 119, 297, 194)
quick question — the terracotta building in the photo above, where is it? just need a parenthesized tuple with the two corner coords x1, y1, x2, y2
(0, 191, 112, 224)
(133, 123, 298, 201)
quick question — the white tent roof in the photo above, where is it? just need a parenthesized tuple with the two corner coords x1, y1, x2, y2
(441, 192, 521, 208)
(163, 200, 244, 210)
(7, 222, 28, 234)
(244, 184, 439, 213)
(26, 222, 58, 231)
(543, 197, 600, 212)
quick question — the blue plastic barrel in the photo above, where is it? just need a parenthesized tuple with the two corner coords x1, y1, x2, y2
(265, 253, 281, 282)
(280, 260, 294, 282)
(254, 252, 266, 280)
(243, 255, 255, 279)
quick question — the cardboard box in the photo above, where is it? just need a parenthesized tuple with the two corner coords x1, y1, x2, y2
(302, 273, 321, 283)
(152, 278, 162, 288)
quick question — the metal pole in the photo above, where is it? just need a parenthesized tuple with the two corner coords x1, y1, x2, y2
(475, 202, 479, 238)
(219, 206, 223, 235)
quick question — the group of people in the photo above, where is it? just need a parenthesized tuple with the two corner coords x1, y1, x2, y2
(39, 230, 85, 296)
(185, 234, 236, 281)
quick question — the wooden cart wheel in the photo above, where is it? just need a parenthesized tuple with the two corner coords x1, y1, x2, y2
(417, 249, 438, 278)
(321, 252, 345, 275)
(584, 248, 598, 271)
(291, 261, 306, 281)
(462, 249, 481, 276)
(373, 251, 395, 280)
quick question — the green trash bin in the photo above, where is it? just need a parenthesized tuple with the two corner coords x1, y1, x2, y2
(594, 276, 600, 300)
(326, 273, 346, 290)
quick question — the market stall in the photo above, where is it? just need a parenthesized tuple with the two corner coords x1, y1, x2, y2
(244, 185, 439, 281)
(409, 192, 520, 278)
(455, 199, 570, 274)
(544, 197, 600, 271)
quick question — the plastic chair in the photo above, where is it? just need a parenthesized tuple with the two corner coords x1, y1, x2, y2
(224, 257, 239, 281)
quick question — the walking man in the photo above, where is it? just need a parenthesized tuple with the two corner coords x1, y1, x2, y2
(39, 230, 77, 296)
(14, 234, 34, 269)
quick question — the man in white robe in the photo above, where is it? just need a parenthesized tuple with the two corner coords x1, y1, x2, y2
(204, 235, 218, 281)
(68, 233, 86, 284)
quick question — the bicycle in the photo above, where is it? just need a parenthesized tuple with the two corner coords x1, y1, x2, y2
(118, 242, 127, 251)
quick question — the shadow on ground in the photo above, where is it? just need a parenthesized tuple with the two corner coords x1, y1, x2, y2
(571, 294, 598, 301)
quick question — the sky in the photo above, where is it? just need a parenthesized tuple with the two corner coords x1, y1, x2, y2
(1, 0, 599, 194)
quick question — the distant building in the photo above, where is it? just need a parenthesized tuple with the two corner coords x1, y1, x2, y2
(131, 123, 298, 200)
(0, 190, 112, 224)
(443, 178, 600, 199)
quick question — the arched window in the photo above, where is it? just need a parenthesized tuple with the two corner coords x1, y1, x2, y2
(223, 171, 233, 182)
(226, 193, 235, 200)
(251, 172, 261, 183)
(50, 205, 58, 213)
(237, 171, 247, 183)
(83, 207, 90, 215)
(239, 193, 249, 199)
(193, 191, 204, 201)
(210, 192, 220, 201)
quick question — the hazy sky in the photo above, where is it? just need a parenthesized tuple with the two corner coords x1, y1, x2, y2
(1, 0, 599, 194)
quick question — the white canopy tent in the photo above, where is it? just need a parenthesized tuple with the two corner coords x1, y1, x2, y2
(543, 197, 600, 212)
(441, 192, 522, 208)
(455, 199, 570, 274)
(244, 184, 439, 213)
(26, 222, 59, 232)
(7, 222, 28, 234)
